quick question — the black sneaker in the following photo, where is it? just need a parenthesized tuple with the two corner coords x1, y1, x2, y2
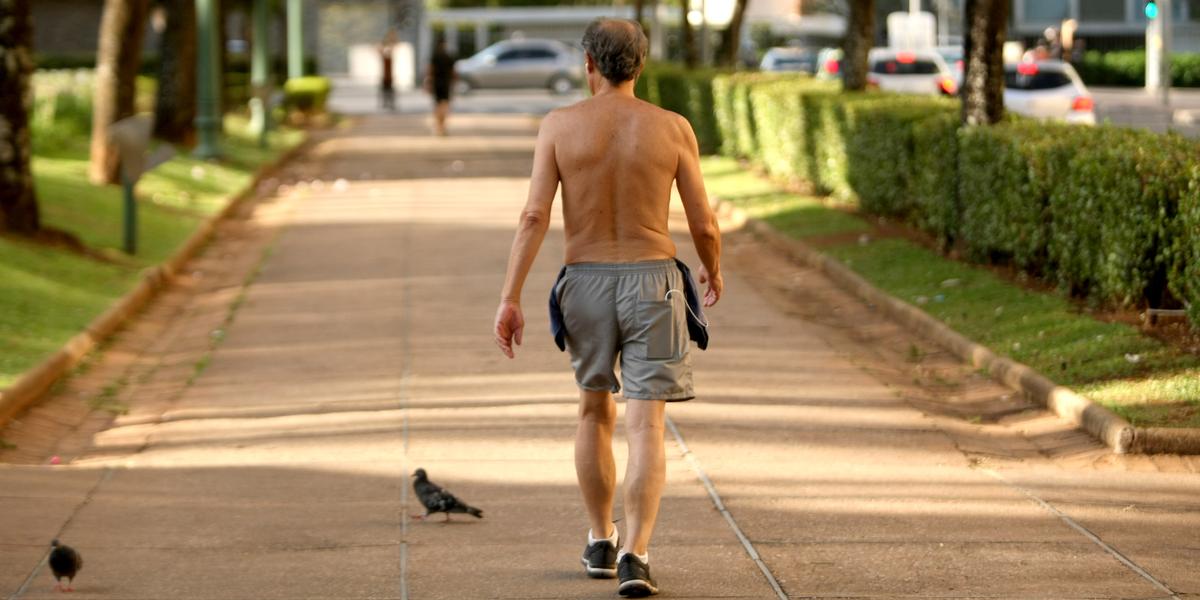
(581, 536, 619, 579)
(617, 553, 658, 597)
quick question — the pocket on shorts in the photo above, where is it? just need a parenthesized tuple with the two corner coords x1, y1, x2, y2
(638, 299, 678, 360)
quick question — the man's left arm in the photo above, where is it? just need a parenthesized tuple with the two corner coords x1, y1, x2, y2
(494, 114, 560, 358)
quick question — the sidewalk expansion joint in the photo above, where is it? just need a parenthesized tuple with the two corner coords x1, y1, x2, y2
(8, 467, 116, 600)
(665, 416, 789, 600)
(982, 468, 1181, 600)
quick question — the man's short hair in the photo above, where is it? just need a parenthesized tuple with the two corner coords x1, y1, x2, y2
(581, 18, 648, 84)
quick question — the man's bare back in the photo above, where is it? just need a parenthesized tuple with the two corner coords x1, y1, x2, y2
(543, 94, 690, 264)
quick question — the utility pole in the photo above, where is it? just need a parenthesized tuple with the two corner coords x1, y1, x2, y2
(909, 0, 920, 49)
(195, 0, 221, 159)
(1145, 0, 1172, 106)
(288, 0, 304, 79)
(249, 0, 270, 147)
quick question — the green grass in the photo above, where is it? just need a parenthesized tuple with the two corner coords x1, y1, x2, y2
(702, 156, 1200, 428)
(0, 115, 303, 388)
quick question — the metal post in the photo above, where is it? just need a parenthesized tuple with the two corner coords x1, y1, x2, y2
(122, 175, 138, 255)
(909, 0, 921, 49)
(287, 0, 304, 79)
(475, 21, 487, 53)
(1161, 0, 1172, 106)
(195, 0, 221, 159)
(250, 0, 271, 147)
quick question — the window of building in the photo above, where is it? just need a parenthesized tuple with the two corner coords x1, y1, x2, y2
(1024, 0, 1069, 22)
(1081, 0, 1127, 21)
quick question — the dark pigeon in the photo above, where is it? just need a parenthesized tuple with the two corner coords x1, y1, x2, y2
(411, 468, 483, 521)
(48, 539, 82, 592)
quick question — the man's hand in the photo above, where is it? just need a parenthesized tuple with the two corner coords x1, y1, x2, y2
(493, 300, 525, 359)
(698, 265, 723, 307)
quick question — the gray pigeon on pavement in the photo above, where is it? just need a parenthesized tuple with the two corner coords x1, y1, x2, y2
(412, 468, 483, 521)
(48, 539, 82, 592)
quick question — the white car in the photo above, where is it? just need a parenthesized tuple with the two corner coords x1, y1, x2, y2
(867, 49, 958, 96)
(1004, 60, 1096, 125)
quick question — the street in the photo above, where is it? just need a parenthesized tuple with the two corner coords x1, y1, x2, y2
(1, 113, 1198, 600)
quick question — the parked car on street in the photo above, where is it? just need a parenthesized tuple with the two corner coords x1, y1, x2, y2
(1004, 60, 1096, 125)
(760, 47, 820, 74)
(867, 48, 958, 96)
(454, 39, 584, 94)
(934, 45, 964, 85)
(815, 47, 843, 80)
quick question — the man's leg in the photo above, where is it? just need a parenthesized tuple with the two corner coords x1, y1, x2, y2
(621, 399, 666, 556)
(576, 389, 618, 539)
(435, 101, 449, 135)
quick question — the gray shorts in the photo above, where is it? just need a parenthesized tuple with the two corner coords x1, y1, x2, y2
(554, 259, 694, 401)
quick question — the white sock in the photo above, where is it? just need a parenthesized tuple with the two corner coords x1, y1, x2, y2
(588, 523, 618, 545)
(617, 550, 648, 564)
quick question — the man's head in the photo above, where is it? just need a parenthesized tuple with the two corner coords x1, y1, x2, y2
(581, 18, 648, 90)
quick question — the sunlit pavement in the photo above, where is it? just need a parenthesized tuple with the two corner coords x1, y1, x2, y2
(1, 113, 1198, 600)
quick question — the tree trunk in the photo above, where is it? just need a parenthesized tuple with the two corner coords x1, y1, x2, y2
(841, 0, 874, 91)
(634, 0, 645, 26)
(719, 0, 749, 67)
(0, 0, 39, 234)
(680, 0, 697, 68)
(90, 0, 151, 185)
(154, 0, 198, 146)
(961, 0, 1008, 125)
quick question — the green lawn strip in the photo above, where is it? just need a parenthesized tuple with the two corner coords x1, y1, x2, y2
(0, 116, 302, 387)
(701, 156, 1200, 428)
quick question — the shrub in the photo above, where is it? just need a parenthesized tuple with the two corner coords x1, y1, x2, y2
(957, 120, 1076, 273)
(746, 78, 836, 183)
(843, 96, 957, 218)
(1076, 50, 1200, 88)
(1173, 168, 1200, 325)
(652, 66, 722, 155)
(1049, 127, 1197, 307)
(283, 76, 332, 113)
(712, 74, 737, 156)
(911, 110, 960, 249)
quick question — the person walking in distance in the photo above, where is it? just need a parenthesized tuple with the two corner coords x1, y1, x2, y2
(425, 38, 457, 135)
(493, 18, 722, 598)
(379, 31, 397, 111)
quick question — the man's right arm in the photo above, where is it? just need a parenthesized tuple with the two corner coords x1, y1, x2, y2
(673, 115, 723, 306)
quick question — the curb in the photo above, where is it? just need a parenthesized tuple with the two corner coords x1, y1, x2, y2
(0, 137, 311, 429)
(728, 210, 1152, 453)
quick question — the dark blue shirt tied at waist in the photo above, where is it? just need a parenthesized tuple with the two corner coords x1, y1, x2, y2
(548, 258, 709, 352)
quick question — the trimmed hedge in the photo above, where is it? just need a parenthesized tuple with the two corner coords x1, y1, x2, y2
(1076, 50, 1200, 88)
(1051, 128, 1197, 306)
(911, 111, 960, 249)
(639, 64, 1200, 325)
(957, 120, 1071, 272)
(636, 64, 721, 155)
(1175, 170, 1200, 322)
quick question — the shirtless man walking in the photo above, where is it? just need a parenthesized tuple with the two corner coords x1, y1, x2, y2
(492, 19, 722, 598)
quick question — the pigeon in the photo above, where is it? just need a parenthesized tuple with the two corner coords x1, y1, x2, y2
(48, 539, 82, 592)
(411, 468, 483, 522)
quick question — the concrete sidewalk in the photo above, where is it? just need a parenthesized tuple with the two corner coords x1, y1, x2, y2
(2, 114, 1198, 600)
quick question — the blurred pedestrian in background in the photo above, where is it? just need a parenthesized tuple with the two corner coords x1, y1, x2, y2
(379, 31, 397, 111)
(425, 38, 457, 136)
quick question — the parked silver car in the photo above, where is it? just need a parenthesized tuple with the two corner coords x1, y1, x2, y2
(867, 48, 958, 96)
(1004, 60, 1096, 125)
(454, 39, 584, 94)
